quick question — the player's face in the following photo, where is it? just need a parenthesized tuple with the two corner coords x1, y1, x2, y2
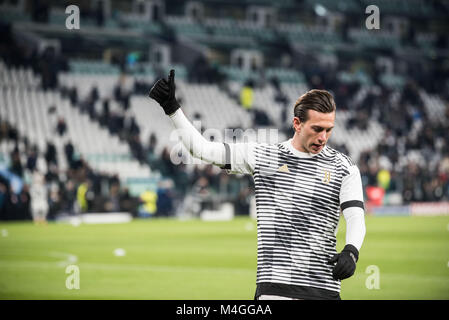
(294, 110, 335, 154)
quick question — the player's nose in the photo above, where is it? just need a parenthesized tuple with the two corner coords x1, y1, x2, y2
(318, 131, 327, 143)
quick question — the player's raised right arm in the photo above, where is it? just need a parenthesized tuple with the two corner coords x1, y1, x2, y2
(148, 69, 227, 167)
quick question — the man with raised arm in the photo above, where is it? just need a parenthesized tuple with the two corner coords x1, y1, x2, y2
(149, 70, 366, 300)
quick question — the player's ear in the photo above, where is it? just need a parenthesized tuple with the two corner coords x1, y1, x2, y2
(293, 117, 302, 133)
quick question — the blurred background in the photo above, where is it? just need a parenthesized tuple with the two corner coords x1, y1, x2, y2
(0, 0, 448, 222)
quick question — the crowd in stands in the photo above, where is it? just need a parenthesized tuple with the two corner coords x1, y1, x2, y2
(1, 17, 255, 221)
(303, 57, 449, 204)
(1, 52, 449, 221)
(58, 77, 254, 217)
(357, 82, 449, 203)
(228, 50, 449, 205)
(1, 2, 449, 222)
(0, 117, 140, 221)
(0, 110, 254, 221)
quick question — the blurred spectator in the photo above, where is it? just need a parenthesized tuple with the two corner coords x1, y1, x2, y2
(146, 133, 158, 167)
(105, 181, 121, 212)
(203, 165, 220, 192)
(240, 80, 254, 111)
(56, 117, 67, 136)
(17, 185, 32, 220)
(45, 163, 59, 183)
(38, 47, 59, 90)
(253, 109, 272, 126)
(99, 99, 110, 127)
(44, 142, 58, 166)
(26, 145, 39, 172)
(129, 134, 145, 163)
(31, 0, 49, 23)
(138, 189, 158, 218)
(47, 182, 62, 220)
(133, 79, 152, 95)
(234, 187, 253, 216)
(94, 0, 105, 27)
(0, 178, 8, 220)
(192, 176, 213, 214)
(156, 180, 175, 217)
(76, 180, 90, 213)
(30, 172, 49, 225)
(64, 141, 75, 168)
(158, 147, 177, 178)
(119, 187, 138, 217)
(60, 179, 77, 214)
(89, 86, 100, 104)
(0, 120, 10, 142)
(69, 87, 79, 105)
(377, 169, 391, 191)
(9, 147, 23, 177)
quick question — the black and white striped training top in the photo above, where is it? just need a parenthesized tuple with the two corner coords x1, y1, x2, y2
(223, 139, 365, 300)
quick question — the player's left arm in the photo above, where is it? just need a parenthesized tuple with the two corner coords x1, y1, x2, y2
(328, 164, 366, 280)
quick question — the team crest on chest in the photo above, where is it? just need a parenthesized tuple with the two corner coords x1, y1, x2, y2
(323, 170, 331, 184)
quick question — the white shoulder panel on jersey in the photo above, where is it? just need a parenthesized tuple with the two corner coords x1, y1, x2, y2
(225, 142, 259, 175)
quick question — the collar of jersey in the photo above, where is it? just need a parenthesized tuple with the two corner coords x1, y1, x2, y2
(282, 139, 322, 158)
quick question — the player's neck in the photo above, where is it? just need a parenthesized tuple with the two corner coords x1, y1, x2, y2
(291, 133, 307, 153)
(286, 135, 320, 158)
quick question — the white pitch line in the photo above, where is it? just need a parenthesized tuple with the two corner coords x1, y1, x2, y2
(77, 262, 254, 274)
(0, 259, 254, 274)
(1, 260, 449, 283)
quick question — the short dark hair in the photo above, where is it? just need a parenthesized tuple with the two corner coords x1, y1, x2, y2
(293, 89, 336, 122)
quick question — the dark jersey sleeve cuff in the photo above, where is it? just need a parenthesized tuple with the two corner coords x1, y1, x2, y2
(341, 200, 365, 211)
(220, 143, 231, 170)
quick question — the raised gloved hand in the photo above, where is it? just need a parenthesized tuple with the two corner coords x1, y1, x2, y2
(149, 69, 180, 115)
(327, 244, 359, 280)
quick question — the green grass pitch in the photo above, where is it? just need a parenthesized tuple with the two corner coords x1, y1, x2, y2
(0, 215, 448, 299)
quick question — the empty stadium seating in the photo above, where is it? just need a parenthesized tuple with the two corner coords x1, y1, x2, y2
(0, 62, 151, 182)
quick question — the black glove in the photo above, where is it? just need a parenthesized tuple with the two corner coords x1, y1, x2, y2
(149, 69, 180, 115)
(327, 244, 359, 281)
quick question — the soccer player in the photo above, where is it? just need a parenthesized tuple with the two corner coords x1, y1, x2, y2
(149, 70, 366, 300)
